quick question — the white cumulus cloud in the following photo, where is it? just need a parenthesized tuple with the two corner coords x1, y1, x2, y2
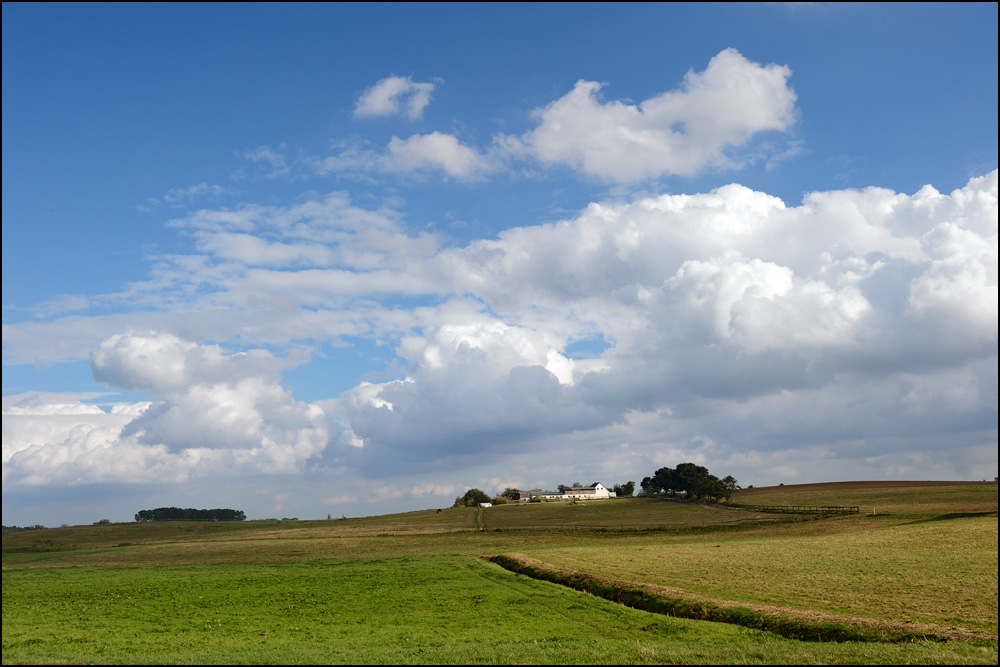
(90, 332, 335, 463)
(3, 334, 340, 487)
(335, 171, 996, 475)
(354, 75, 436, 120)
(387, 132, 492, 180)
(510, 48, 797, 182)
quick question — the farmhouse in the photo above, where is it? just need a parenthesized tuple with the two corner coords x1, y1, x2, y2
(519, 482, 616, 502)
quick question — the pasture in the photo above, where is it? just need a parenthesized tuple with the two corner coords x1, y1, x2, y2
(2, 481, 997, 664)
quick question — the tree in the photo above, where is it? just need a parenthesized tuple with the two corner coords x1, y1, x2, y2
(720, 475, 740, 501)
(613, 481, 635, 497)
(453, 488, 491, 507)
(639, 476, 654, 495)
(499, 487, 522, 501)
(701, 474, 724, 501)
(673, 462, 711, 498)
(639, 463, 736, 500)
(643, 466, 680, 495)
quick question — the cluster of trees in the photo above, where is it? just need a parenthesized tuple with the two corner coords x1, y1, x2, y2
(454, 469, 731, 508)
(453, 487, 523, 507)
(640, 463, 739, 501)
(612, 481, 635, 497)
(453, 489, 492, 507)
(134, 507, 246, 522)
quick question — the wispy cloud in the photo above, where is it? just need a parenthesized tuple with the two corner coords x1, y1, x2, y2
(139, 183, 236, 212)
(241, 145, 291, 179)
(312, 133, 494, 181)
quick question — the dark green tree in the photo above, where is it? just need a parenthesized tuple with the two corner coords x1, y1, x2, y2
(673, 462, 711, 498)
(613, 481, 635, 497)
(499, 487, 522, 500)
(644, 466, 679, 495)
(640, 463, 736, 500)
(453, 488, 492, 507)
(721, 475, 740, 501)
(639, 476, 655, 495)
(701, 474, 724, 501)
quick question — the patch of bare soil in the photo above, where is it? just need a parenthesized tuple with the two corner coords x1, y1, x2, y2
(488, 552, 996, 643)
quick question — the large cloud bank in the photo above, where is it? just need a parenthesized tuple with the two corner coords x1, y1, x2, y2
(3, 170, 996, 491)
(334, 172, 997, 477)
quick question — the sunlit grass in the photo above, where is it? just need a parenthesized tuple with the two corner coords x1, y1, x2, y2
(732, 481, 997, 516)
(3, 482, 997, 664)
(510, 513, 998, 635)
(2, 555, 996, 665)
(482, 497, 780, 530)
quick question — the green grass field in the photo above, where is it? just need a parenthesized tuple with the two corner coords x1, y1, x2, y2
(3, 481, 997, 664)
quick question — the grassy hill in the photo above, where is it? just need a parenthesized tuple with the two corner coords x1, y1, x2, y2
(2, 481, 996, 664)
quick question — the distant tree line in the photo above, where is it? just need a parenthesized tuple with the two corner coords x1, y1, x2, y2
(134, 507, 246, 522)
(640, 463, 738, 501)
(556, 482, 583, 493)
(2, 524, 47, 533)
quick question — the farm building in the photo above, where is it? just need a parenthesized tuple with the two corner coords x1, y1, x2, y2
(519, 483, 616, 502)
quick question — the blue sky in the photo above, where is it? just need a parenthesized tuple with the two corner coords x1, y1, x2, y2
(3, 3, 997, 526)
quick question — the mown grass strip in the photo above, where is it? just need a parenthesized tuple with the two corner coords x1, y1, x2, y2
(487, 553, 960, 644)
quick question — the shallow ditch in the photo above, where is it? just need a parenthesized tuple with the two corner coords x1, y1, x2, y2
(486, 553, 988, 644)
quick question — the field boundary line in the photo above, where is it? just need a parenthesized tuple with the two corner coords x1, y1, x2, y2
(479, 514, 820, 533)
(485, 552, 996, 644)
(725, 504, 860, 515)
